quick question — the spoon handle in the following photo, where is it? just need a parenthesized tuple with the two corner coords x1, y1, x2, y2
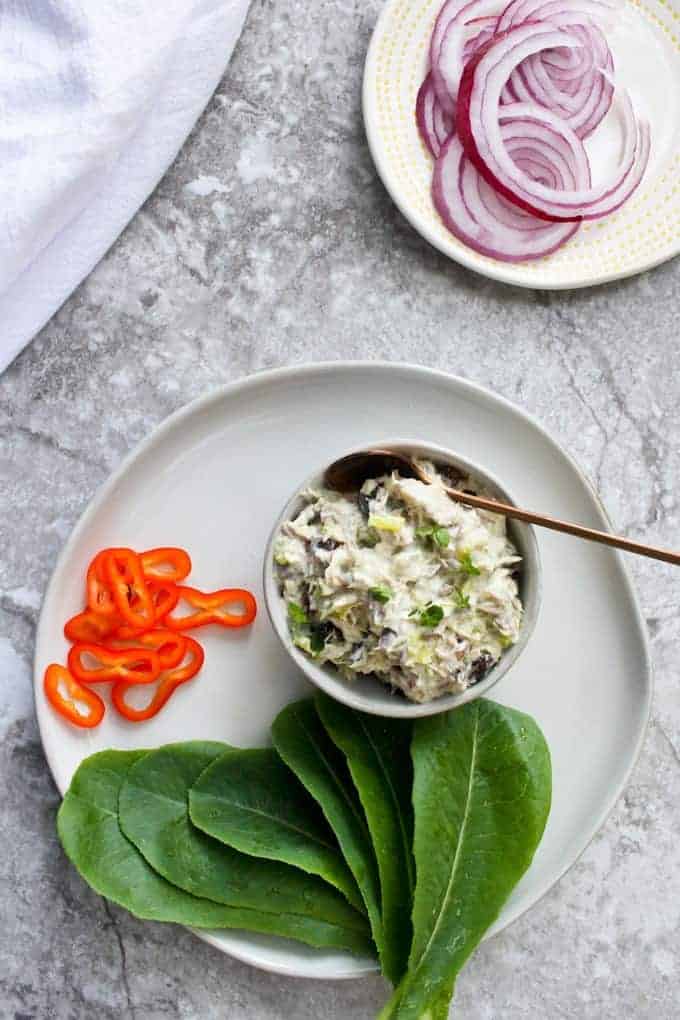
(447, 487, 680, 567)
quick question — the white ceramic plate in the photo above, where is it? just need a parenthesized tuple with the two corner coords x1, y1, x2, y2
(363, 0, 680, 289)
(35, 363, 651, 979)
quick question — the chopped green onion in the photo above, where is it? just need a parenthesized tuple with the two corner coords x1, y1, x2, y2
(419, 604, 444, 628)
(457, 550, 480, 576)
(288, 602, 309, 625)
(454, 589, 470, 610)
(433, 527, 450, 548)
(415, 525, 435, 541)
(369, 585, 392, 604)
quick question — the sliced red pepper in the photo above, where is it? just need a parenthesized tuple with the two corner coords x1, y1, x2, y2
(164, 586, 257, 631)
(44, 664, 105, 728)
(114, 580, 179, 639)
(68, 643, 161, 684)
(86, 550, 118, 616)
(140, 547, 192, 584)
(106, 629, 187, 671)
(103, 548, 156, 630)
(64, 608, 120, 644)
(111, 636, 204, 722)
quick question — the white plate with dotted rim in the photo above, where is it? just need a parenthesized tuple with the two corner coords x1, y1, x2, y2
(363, 0, 680, 289)
(35, 363, 651, 980)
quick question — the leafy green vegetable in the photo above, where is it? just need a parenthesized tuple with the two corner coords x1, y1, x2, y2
(288, 602, 309, 625)
(310, 628, 326, 654)
(57, 750, 308, 931)
(415, 525, 449, 549)
(272, 700, 384, 969)
(118, 742, 372, 955)
(316, 694, 414, 985)
(189, 747, 364, 913)
(419, 605, 444, 628)
(454, 589, 470, 610)
(369, 585, 393, 604)
(380, 700, 552, 1019)
(457, 550, 480, 576)
(414, 525, 434, 542)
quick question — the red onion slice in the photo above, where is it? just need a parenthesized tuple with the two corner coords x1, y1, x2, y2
(497, 0, 615, 31)
(417, 73, 454, 157)
(433, 132, 580, 260)
(456, 24, 650, 220)
(508, 21, 614, 137)
(497, 0, 616, 136)
(430, 0, 475, 114)
(434, 0, 501, 111)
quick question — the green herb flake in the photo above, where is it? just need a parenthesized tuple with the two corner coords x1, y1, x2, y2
(369, 585, 393, 604)
(454, 589, 471, 610)
(433, 528, 450, 548)
(357, 526, 380, 548)
(288, 602, 309, 625)
(419, 604, 444, 628)
(415, 525, 434, 542)
(457, 550, 481, 576)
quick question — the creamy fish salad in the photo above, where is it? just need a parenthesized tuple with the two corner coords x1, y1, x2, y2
(273, 461, 523, 703)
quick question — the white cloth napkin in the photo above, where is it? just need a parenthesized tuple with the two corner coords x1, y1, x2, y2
(0, 0, 250, 373)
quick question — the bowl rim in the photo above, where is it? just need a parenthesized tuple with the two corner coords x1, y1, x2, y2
(263, 437, 543, 718)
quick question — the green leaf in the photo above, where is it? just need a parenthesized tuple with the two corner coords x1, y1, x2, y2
(457, 550, 480, 576)
(380, 700, 552, 1019)
(433, 528, 450, 548)
(419, 604, 444, 628)
(188, 747, 363, 913)
(288, 602, 309, 625)
(415, 525, 434, 542)
(272, 700, 384, 967)
(454, 589, 470, 610)
(57, 750, 309, 931)
(315, 693, 414, 985)
(118, 742, 372, 955)
(369, 585, 393, 604)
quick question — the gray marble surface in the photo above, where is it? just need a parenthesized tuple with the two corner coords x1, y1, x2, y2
(1, 0, 679, 1016)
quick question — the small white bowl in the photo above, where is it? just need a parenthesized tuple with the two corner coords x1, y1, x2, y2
(263, 439, 542, 718)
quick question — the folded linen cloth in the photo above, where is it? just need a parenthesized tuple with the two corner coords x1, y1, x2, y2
(0, 0, 250, 373)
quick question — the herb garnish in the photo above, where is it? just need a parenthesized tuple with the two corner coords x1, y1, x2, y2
(457, 551, 480, 576)
(419, 604, 444, 628)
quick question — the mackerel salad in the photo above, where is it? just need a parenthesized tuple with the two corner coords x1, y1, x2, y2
(273, 461, 524, 703)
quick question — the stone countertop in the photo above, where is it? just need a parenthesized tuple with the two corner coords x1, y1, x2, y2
(1, 0, 679, 1017)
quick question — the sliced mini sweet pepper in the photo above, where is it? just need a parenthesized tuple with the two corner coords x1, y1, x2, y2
(64, 608, 120, 644)
(140, 547, 192, 584)
(164, 586, 257, 631)
(113, 580, 179, 639)
(43, 664, 105, 729)
(106, 629, 187, 671)
(68, 643, 161, 685)
(111, 636, 204, 722)
(86, 550, 118, 616)
(103, 548, 156, 630)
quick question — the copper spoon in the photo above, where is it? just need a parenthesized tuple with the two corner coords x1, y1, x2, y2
(324, 448, 680, 567)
